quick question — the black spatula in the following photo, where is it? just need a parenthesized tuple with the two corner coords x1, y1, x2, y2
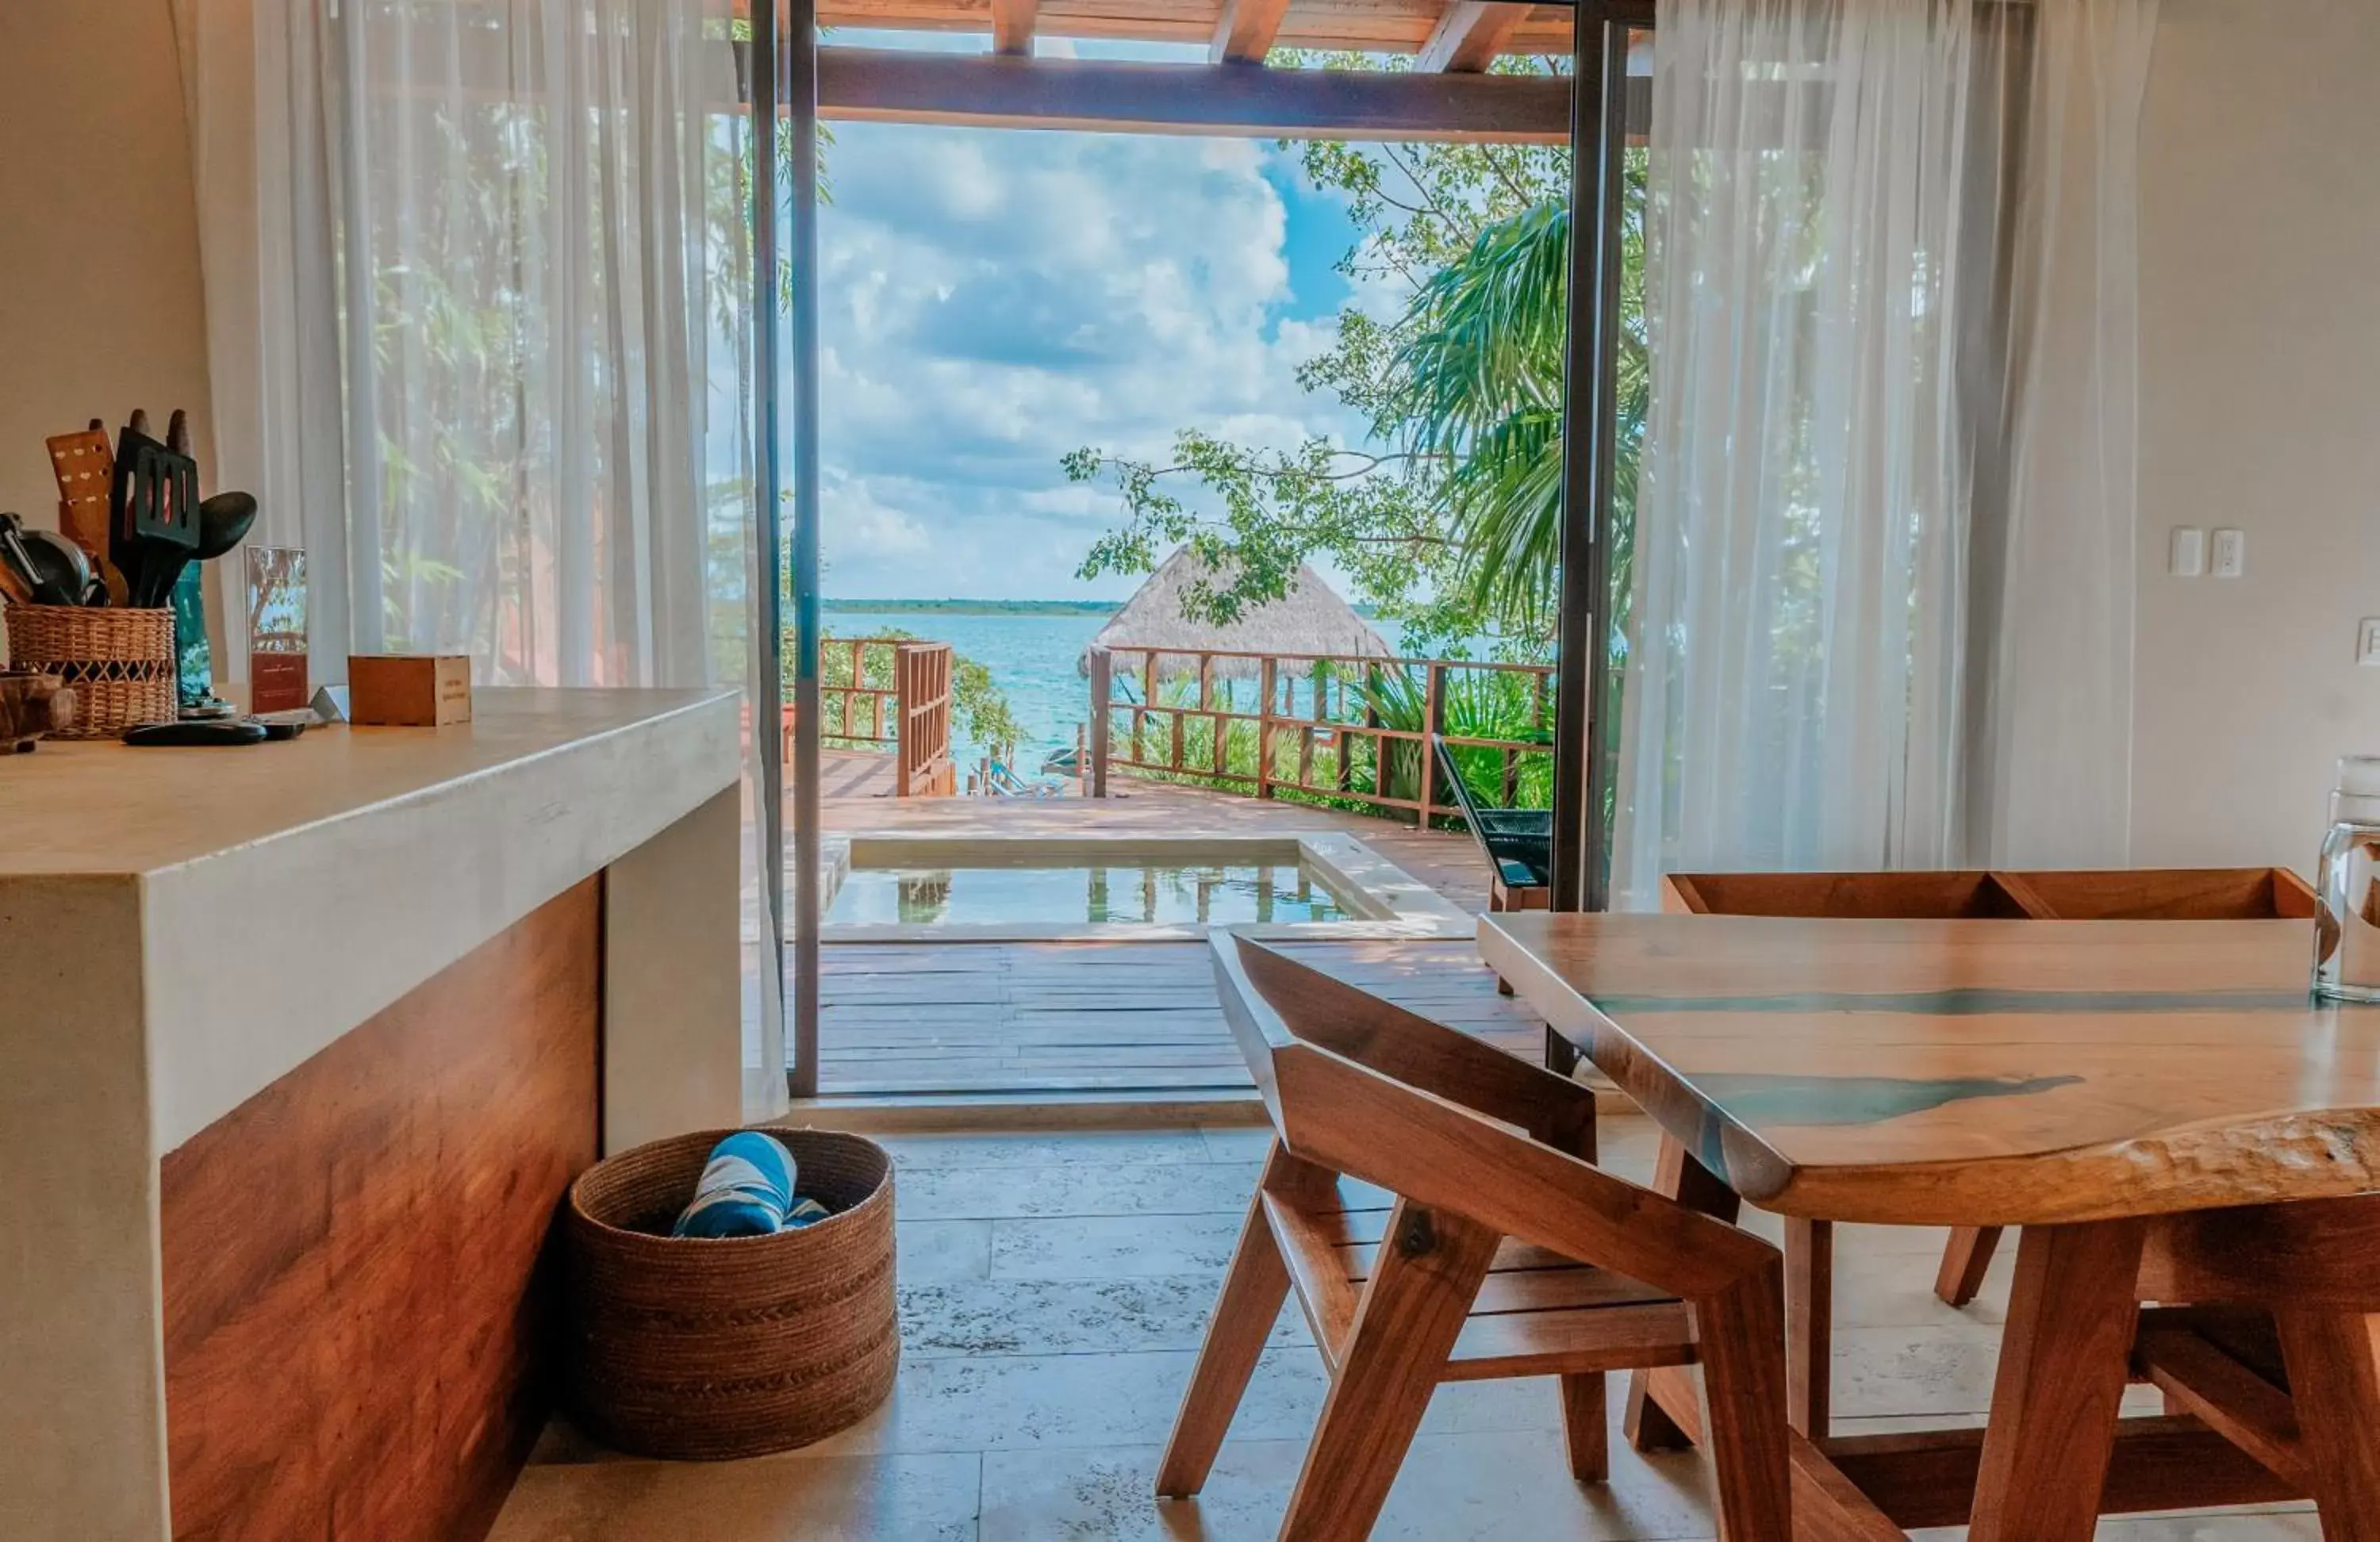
(112, 409, 199, 608)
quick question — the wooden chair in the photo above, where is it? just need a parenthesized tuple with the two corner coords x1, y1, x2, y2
(1158, 934, 1795, 1541)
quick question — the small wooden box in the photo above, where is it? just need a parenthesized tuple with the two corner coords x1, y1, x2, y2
(347, 654, 473, 727)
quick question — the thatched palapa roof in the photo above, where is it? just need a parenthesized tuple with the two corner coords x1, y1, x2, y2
(1079, 547, 1392, 681)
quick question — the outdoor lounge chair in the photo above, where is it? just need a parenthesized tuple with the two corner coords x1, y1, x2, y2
(1431, 732, 1552, 912)
(985, 758, 1063, 798)
(1161, 934, 1796, 1540)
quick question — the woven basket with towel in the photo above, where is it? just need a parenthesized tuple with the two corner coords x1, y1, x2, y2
(563, 1127, 897, 1460)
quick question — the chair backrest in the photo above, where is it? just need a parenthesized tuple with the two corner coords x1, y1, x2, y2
(1430, 732, 1494, 839)
(1213, 928, 1587, 1149)
(1209, 932, 1777, 1301)
(1431, 732, 1551, 886)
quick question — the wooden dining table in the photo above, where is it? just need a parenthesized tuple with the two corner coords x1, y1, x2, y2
(1478, 908, 2380, 1540)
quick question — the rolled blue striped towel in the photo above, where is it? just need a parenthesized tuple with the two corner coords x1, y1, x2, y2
(673, 1132, 802, 1238)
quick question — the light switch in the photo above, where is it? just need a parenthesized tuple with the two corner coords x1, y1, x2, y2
(2211, 527, 2246, 578)
(2169, 527, 2205, 577)
(2359, 619, 2380, 666)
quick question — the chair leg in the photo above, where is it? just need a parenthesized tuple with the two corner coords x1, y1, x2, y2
(2276, 1308, 2380, 1540)
(1276, 1199, 1498, 1542)
(1559, 1372, 1608, 1483)
(1544, 1024, 1580, 1078)
(1628, 1135, 1741, 1452)
(1935, 1226, 2003, 1307)
(1785, 1217, 1832, 1440)
(1694, 1260, 1795, 1542)
(1156, 1170, 1293, 1498)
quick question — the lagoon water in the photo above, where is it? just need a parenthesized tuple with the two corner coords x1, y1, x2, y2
(825, 608, 1110, 775)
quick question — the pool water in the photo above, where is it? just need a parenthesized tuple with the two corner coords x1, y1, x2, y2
(827, 861, 1356, 926)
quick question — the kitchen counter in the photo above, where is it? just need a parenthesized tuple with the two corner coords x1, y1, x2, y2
(0, 688, 778, 1541)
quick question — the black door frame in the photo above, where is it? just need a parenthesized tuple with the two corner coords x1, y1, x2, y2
(753, 0, 825, 1098)
(1553, 0, 1652, 914)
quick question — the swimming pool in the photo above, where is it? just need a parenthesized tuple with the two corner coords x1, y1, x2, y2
(827, 860, 1353, 926)
(818, 833, 1472, 941)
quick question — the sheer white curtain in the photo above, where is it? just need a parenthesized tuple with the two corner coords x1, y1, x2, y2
(177, 0, 782, 1097)
(333, 0, 740, 685)
(182, 0, 748, 689)
(1612, 0, 2156, 907)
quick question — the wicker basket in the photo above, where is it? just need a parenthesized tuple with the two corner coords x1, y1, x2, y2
(563, 1127, 898, 1460)
(3, 606, 175, 738)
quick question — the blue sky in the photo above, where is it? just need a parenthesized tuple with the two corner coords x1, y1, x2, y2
(816, 36, 1387, 600)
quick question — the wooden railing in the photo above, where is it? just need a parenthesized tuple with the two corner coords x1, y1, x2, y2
(780, 635, 956, 798)
(822, 636, 903, 744)
(893, 641, 955, 798)
(1085, 645, 1553, 825)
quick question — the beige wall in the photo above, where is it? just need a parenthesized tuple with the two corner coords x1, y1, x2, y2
(2131, 0, 2380, 870)
(0, 0, 213, 529)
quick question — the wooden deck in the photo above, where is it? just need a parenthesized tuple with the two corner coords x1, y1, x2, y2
(810, 750, 1530, 1099)
(817, 938, 1539, 1095)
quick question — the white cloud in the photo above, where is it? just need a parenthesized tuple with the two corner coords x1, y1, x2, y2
(817, 121, 1372, 598)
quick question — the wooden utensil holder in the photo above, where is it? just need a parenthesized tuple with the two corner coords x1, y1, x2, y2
(3, 606, 175, 738)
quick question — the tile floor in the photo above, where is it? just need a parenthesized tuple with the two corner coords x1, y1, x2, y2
(488, 1118, 2320, 1541)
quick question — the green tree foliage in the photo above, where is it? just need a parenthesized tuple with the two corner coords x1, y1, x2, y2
(1068, 63, 1649, 667)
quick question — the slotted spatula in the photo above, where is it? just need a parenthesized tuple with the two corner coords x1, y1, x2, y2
(112, 410, 198, 608)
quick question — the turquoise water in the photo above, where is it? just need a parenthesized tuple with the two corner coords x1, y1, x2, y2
(825, 609, 1110, 775)
(827, 861, 1353, 925)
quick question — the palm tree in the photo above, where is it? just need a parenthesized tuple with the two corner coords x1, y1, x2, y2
(1388, 152, 1649, 646)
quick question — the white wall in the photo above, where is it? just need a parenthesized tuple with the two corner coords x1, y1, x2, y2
(0, 0, 213, 527)
(2130, 0, 2380, 870)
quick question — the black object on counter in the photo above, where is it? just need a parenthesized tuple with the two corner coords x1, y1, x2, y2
(254, 713, 309, 742)
(143, 491, 259, 615)
(112, 414, 201, 608)
(123, 719, 268, 747)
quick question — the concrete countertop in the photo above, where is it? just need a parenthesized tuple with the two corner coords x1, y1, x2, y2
(0, 686, 743, 1148)
(0, 687, 734, 877)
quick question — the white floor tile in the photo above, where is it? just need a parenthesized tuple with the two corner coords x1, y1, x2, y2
(486, 1450, 981, 1542)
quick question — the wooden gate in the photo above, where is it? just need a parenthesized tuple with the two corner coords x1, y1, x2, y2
(894, 642, 956, 798)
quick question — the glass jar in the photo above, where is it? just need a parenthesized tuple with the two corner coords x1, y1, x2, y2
(2314, 755, 2380, 1001)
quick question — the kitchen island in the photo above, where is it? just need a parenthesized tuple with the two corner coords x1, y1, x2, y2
(0, 688, 774, 1542)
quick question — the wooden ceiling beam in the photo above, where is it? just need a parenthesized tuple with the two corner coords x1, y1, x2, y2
(990, 0, 1038, 56)
(1208, 0, 1292, 65)
(816, 47, 1568, 143)
(1415, 1, 1532, 72)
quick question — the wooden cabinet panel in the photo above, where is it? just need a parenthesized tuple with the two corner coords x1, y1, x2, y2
(162, 880, 601, 1542)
